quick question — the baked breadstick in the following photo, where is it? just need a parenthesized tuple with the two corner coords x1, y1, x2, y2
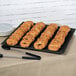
(20, 22, 45, 47)
(34, 23, 58, 50)
(6, 21, 33, 46)
(48, 25, 70, 51)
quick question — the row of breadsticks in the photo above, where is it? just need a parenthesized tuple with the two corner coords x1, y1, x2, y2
(6, 21, 70, 51)
(6, 21, 34, 46)
(48, 26, 70, 51)
(20, 22, 45, 47)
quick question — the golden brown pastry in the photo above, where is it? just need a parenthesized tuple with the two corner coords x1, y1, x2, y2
(48, 25, 70, 51)
(34, 23, 58, 50)
(6, 21, 34, 46)
(20, 22, 45, 48)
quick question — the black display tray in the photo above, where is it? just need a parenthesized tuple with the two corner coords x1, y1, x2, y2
(1, 22, 75, 54)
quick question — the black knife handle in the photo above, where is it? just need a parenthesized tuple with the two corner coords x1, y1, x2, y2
(0, 54, 3, 58)
(26, 52, 41, 60)
(22, 56, 40, 60)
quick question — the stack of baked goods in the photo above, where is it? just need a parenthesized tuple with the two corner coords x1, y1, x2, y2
(34, 23, 58, 50)
(6, 21, 33, 46)
(48, 26, 70, 51)
(6, 21, 71, 51)
(20, 22, 45, 47)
